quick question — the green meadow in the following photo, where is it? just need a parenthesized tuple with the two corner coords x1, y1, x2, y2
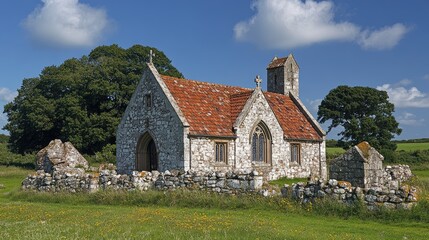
(327, 142, 429, 156)
(397, 142, 429, 151)
(1, 166, 429, 239)
(2, 140, 429, 239)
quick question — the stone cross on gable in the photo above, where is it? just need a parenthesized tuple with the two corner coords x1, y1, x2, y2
(255, 75, 262, 89)
(148, 49, 155, 64)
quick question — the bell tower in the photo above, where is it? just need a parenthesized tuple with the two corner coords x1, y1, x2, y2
(266, 54, 299, 97)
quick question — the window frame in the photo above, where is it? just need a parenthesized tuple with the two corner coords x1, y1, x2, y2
(290, 143, 301, 165)
(145, 93, 152, 108)
(215, 142, 228, 164)
(251, 123, 272, 164)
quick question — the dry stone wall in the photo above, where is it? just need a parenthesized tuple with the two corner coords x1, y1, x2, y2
(21, 163, 419, 209)
(22, 168, 264, 194)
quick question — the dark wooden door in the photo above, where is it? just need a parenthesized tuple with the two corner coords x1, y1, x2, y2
(147, 139, 158, 171)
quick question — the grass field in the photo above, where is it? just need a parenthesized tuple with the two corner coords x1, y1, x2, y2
(327, 142, 429, 156)
(327, 147, 345, 155)
(397, 142, 429, 151)
(1, 166, 429, 239)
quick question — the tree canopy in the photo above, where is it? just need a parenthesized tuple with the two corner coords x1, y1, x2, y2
(3, 44, 183, 154)
(317, 85, 401, 150)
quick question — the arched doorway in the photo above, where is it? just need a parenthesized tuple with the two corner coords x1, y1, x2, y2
(136, 133, 158, 171)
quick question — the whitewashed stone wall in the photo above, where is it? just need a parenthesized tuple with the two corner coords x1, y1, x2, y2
(116, 67, 185, 174)
(286, 142, 324, 179)
(189, 137, 235, 172)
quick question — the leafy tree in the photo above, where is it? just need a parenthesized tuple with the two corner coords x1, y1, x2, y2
(3, 44, 183, 154)
(0, 134, 9, 143)
(317, 85, 401, 150)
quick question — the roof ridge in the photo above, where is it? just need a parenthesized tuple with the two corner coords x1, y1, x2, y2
(230, 90, 254, 98)
(160, 74, 252, 91)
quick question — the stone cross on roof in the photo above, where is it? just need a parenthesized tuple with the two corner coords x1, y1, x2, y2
(148, 49, 155, 64)
(255, 75, 262, 89)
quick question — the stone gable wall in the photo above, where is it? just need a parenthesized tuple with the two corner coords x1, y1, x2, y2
(116, 70, 185, 174)
(234, 90, 286, 180)
(233, 90, 324, 180)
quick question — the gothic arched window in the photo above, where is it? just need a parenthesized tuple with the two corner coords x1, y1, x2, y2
(251, 122, 272, 163)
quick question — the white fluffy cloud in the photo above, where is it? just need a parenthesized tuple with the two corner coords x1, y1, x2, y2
(377, 84, 429, 108)
(309, 98, 322, 112)
(0, 88, 17, 102)
(0, 111, 7, 133)
(234, 0, 408, 50)
(397, 79, 412, 86)
(23, 0, 110, 48)
(0, 88, 16, 134)
(396, 112, 424, 126)
(358, 23, 409, 50)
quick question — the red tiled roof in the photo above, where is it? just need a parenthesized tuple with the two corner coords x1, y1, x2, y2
(267, 57, 288, 69)
(264, 92, 323, 140)
(162, 75, 250, 136)
(161, 75, 322, 140)
(230, 91, 254, 121)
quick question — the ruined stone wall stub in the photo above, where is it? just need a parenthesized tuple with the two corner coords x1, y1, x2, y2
(329, 143, 384, 189)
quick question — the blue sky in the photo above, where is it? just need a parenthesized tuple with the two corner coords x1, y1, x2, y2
(1, 0, 428, 140)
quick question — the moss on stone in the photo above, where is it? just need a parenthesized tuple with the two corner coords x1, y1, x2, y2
(356, 141, 370, 159)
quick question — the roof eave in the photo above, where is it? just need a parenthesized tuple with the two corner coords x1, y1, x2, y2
(283, 136, 324, 143)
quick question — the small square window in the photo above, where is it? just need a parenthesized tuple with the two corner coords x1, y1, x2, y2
(215, 142, 227, 163)
(291, 143, 301, 164)
(145, 94, 152, 108)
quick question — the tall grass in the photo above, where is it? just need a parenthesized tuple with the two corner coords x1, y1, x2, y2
(9, 185, 429, 224)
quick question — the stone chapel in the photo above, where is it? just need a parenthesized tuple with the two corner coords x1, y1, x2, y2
(116, 54, 327, 180)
